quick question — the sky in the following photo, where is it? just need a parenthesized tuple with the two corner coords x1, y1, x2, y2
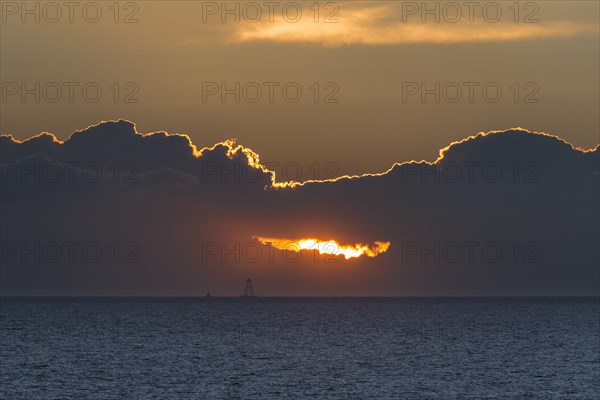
(0, 1, 599, 296)
(1, 0, 599, 176)
(1, 121, 598, 296)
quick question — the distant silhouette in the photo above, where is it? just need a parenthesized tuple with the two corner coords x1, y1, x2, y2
(241, 279, 256, 297)
(206, 292, 211, 297)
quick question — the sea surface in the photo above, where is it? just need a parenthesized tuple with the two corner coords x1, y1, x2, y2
(1, 297, 598, 399)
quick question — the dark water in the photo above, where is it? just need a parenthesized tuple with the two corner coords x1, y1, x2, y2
(1, 297, 598, 400)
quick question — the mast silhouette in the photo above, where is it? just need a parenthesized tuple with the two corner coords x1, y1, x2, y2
(241, 278, 256, 297)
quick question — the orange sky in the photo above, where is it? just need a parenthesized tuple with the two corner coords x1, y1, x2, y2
(1, 1, 598, 177)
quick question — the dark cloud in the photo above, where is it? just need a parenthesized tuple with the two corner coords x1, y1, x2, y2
(1, 120, 598, 296)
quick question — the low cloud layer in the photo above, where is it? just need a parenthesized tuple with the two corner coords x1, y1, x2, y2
(1, 121, 598, 296)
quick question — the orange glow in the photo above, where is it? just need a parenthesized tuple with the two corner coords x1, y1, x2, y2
(255, 236, 390, 260)
(225, 5, 597, 47)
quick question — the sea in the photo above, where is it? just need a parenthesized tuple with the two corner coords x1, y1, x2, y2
(1, 297, 598, 399)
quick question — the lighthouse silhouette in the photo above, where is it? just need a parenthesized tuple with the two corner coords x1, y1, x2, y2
(241, 278, 256, 297)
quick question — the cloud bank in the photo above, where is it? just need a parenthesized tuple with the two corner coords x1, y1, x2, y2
(1, 121, 598, 296)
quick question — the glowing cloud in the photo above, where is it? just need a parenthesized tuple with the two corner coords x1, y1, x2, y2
(255, 236, 391, 260)
(225, 5, 598, 47)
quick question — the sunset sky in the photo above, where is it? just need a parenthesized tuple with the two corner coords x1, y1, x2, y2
(1, 1, 598, 176)
(0, 1, 598, 296)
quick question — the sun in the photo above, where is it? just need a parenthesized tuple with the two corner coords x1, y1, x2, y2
(255, 236, 390, 260)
